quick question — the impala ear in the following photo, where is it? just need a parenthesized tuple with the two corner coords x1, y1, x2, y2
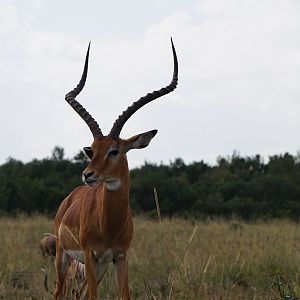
(83, 147, 93, 159)
(124, 129, 158, 152)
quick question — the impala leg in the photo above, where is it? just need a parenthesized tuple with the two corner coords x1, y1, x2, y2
(78, 263, 108, 300)
(53, 246, 70, 300)
(73, 278, 88, 300)
(84, 250, 98, 300)
(113, 255, 130, 300)
(77, 279, 88, 300)
(97, 262, 109, 284)
(73, 265, 87, 300)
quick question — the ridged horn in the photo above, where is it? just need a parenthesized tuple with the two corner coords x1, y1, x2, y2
(109, 38, 178, 140)
(65, 43, 103, 138)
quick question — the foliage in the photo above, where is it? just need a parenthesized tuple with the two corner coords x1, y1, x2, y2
(0, 149, 86, 213)
(268, 269, 299, 300)
(1, 147, 300, 219)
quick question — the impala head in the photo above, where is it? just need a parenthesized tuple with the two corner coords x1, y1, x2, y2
(65, 40, 178, 188)
(81, 130, 158, 188)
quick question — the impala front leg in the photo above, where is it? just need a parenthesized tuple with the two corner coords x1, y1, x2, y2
(77, 263, 109, 300)
(113, 253, 130, 300)
(53, 245, 70, 300)
(84, 249, 98, 300)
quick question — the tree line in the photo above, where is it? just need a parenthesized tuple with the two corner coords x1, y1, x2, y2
(1, 146, 300, 220)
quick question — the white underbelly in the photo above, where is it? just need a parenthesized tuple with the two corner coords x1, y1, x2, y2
(65, 250, 85, 263)
(65, 249, 114, 265)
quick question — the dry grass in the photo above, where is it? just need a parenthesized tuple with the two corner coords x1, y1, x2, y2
(0, 215, 300, 299)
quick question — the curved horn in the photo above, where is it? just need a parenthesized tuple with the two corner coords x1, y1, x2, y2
(109, 38, 178, 140)
(65, 43, 103, 138)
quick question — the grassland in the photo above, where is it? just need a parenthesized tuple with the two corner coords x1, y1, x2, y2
(0, 215, 300, 299)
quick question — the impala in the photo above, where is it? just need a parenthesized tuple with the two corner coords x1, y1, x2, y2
(40, 233, 56, 257)
(40, 233, 85, 298)
(53, 39, 178, 300)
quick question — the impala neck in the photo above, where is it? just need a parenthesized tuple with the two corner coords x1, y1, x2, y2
(97, 159, 130, 239)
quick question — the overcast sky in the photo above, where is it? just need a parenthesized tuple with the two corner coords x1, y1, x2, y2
(1, 0, 300, 167)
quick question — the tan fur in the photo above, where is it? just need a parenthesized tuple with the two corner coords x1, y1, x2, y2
(40, 233, 56, 257)
(53, 132, 158, 299)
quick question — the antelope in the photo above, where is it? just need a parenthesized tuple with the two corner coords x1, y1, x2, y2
(40, 233, 86, 298)
(40, 233, 56, 257)
(53, 39, 178, 300)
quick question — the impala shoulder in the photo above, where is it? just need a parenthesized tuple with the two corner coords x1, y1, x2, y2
(69, 185, 91, 196)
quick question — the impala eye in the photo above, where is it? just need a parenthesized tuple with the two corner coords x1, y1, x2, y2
(108, 149, 119, 157)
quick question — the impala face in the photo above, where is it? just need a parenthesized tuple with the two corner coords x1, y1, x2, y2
(82, 137, 124, 187)
(82, 130, 158, 188)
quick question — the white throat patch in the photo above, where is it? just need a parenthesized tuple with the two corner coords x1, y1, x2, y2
(105, 179, 121, 191)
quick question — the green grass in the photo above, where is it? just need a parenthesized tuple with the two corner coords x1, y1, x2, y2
(0, 215, 300, 299)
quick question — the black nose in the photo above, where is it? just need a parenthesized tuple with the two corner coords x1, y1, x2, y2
(84, 171, 94, 179)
